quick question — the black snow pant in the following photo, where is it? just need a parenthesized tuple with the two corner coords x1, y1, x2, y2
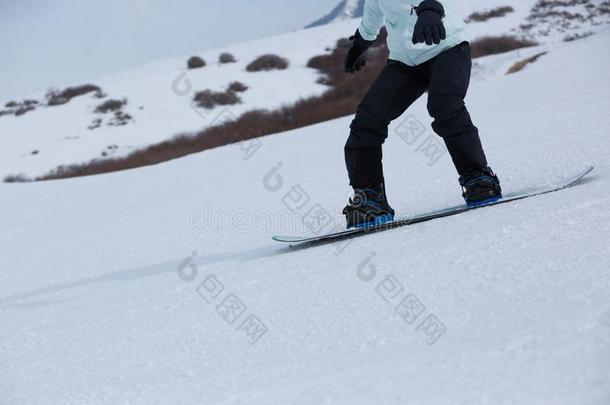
(345, 41, 488, 188)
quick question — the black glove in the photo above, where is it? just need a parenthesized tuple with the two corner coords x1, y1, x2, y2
(412, 0, 447, 46)
(344, 30, 375, 74)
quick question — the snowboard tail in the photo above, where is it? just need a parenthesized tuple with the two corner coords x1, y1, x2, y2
(272, 166, 594, 246)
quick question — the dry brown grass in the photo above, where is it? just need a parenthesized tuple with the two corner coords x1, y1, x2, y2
(95, 99, 126, 114)
(3, 173, 31, 183)
(506, 52, 548, 74)
(467, 6, 515, 22)
(1, 99, 41, 117)
(470, 36, 538, 58)
(46, 84, 102, 106)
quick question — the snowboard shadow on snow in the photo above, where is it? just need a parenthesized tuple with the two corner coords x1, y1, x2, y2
(0, 245, 294, 309)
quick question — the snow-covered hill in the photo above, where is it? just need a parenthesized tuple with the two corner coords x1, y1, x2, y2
(1, 24, 610, 405)
(306, 0, 365, 28)
(1, 0, 609, 181)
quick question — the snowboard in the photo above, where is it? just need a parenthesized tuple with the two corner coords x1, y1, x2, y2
(272, 166, 594, 247)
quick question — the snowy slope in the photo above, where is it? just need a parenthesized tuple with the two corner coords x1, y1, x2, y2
(1, 28, 610, 404)
(2, 0, 609, 181)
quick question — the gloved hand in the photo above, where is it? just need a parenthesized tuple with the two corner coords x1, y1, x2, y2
(344, 30, 375, 73)
(412, 0, 447, 46)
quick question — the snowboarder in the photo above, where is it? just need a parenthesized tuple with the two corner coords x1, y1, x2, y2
(342, 0, 502, 228)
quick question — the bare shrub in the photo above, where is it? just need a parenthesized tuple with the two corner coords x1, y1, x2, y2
(506, 52, 548, 74)
(46, 84, 102, 106)
(219, 53, 236, 64)
(246, 54, 289, 72)
(101, 145, 118, 157)
(88, 118, 102, 130)
(91, 98, 132, 127)
(470, 36, 538, 58)
(228, 81, 249, 93)
(109, 111, 133, 126)
(187, 56, 207, 69)
(3, 173, 31, 183)
(467, 6, 514, 23)
(0, 99, 40, 117)
(1, 99, 41, 117)
(193, 89, 241, 109)
(529, 0, 588, 21)
(563, 31, 594, 41)
(521, 0, 608, 37)
(95, 99, 126, 114)
(15, 106, 36, 116)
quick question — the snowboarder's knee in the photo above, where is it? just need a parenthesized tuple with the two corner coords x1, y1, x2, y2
(349, 108, 389, 144)
(426, 94, 463, 120)
(426, 94, 473, 137)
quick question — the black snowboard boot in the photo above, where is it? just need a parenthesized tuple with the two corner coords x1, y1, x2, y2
(459, 167, 502, 206)
(343, 183, 395, 229)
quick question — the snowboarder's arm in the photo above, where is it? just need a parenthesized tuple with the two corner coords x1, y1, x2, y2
(358, 0, 384, 41)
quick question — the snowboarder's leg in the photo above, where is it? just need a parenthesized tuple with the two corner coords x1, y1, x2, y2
(426, 42, 488, 174)
(343, 61, 427, 228)
(426, 42, 501, 205)
(345, 61, 427, 188)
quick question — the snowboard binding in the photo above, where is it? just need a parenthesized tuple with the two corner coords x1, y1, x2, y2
(459, 167, 502, 207)
(343, 183, 395, 229)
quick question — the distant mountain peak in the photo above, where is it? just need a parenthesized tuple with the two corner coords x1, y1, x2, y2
(306, 0, 365, 28)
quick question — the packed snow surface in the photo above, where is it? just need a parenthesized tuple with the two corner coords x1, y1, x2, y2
(1, 26, 610, 404)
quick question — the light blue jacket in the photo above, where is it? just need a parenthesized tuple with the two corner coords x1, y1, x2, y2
(358, 0, 466, 66)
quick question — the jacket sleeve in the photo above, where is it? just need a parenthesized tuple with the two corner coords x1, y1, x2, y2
(358, 0, 384, 41)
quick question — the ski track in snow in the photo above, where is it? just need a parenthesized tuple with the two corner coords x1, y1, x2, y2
(2, 12, 610, 405)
